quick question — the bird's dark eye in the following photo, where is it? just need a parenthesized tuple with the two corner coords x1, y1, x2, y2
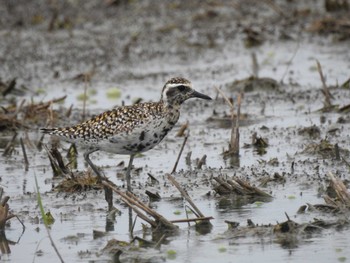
(177, 85, 186, 92)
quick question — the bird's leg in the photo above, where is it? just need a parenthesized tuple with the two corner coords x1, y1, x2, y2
(83, 149, 103, 182)
(84, 149, 114, 211)
(126, 154, 135, 192)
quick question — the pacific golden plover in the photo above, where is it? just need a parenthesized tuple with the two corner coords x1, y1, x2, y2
(42, 77, 212, 191)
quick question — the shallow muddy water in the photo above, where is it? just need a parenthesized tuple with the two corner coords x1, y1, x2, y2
(1, 1, 350, 262)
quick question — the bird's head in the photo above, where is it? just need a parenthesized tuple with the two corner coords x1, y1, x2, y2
(161, 77, 212, 107)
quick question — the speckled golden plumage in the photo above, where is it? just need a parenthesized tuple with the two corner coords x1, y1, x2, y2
(42, 77, 212, 190)
(46, 102, 166, 141)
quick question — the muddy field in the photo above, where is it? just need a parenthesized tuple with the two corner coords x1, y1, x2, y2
(0, 1, 350, 262)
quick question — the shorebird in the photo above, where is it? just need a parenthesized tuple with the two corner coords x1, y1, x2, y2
(42, 77, 212, 191)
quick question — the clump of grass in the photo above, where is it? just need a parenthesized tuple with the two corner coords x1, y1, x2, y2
(55, 171, 102, 192)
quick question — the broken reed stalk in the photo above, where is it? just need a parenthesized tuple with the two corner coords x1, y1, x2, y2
(176, 121, 188, 137)
(214, 86, 233, 108)
(214, 86, 240, 156)
(3, 133, 17, 156)
(154, 234, 166, 249)
(65, 104, 73, 118)
(43, 144, 64, 176)
(231, 94, 241, 155)
(196, 154, 207, 169)
(251, 52, 259, 78)
(280, 40, 300, 83)
(20, 137, 29, 171)
(101, 180, 177, 230)
(167, 174, 205, 218)
(214, 177, 272, 197)
(327, 172, 350, 207)
(0, 188, 25, 233)
(316, 60, 332, 109)
(171, 132, 189, 174)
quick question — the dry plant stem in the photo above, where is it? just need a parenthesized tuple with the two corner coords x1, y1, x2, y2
(43, 144, 62, 175)
(185, 205, 191, 227)
(0, 191, 25, 233)
(65, 104, 73, 118)
(129, 213, 138, 238)
(280, 40, 300, 83)
(316, 60, 332, 108)
(102, 180, 177, 229)
(231, 94, 241, 155)
(167, 174, 205, 218)
(197, 154, 207, 169)
(171, 132, 189, 174)
(176, 121, 188, 137)
(126, 192, 174, 225)
(214, 86, 240, 155)
(185, 205, 200, 218)
(154, 234, 166, 249)
(334, 143, 340, 160)
(214, 177, 272, 197)
(214, 86, 233, 108)
(3, 133, 17, 156)
(251, 52, 259, 78)
(20, 137, 29, 171)
(170, 216, 214, 223)
(342, 157, 350, 168)
(327, 172, 350, 206)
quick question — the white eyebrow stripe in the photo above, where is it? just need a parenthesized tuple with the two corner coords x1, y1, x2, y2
(166, 83, 192, 89)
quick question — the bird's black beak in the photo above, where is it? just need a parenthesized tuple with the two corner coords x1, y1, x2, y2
(191, 90, 212, 100)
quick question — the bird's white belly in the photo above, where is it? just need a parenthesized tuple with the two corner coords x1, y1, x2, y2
(96, 118, 173, 154)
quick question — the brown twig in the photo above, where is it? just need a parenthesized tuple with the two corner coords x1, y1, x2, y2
(251, 52, 259, 78)
(214, 176, 272, 197)
(316, 60, 333, 109)
(176, 121, 188, 137)
(154, 234, 166, 249)
(102, 180, 177, 230)
(230, 94, 241, 155)
(327, 172, 350, 206)
(3, 133, 17, 156)
(214, 87, 241, 156)
(280, 41, 300, 83)
(20, 137, 29, 171)
(167, 174, 205, 218)
(65, 104, 73, 118)
(214, 86, 233, 108)
(0, 188, 25, 233)
(171, 132, 189, 174)
(197, 154, 207, 169)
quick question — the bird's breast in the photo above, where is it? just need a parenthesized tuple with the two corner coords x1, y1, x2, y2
(98, 112, 179, 154)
